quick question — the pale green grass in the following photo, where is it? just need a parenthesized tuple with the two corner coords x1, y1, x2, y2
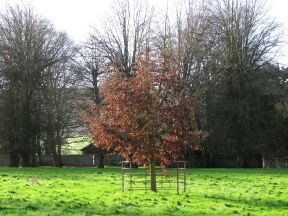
(62, 136, 91, 154)
(0, 167, 287, 215)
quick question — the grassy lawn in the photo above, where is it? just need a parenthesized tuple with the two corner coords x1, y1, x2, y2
(0, 167, 287, 216)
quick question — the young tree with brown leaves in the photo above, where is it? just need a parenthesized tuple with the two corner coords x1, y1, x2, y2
(83, 53, 204, 192)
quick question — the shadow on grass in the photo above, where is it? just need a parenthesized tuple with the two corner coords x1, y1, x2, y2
(207, 194, 288, 210)
(1, 194, 226, 216)
(0, 202, 218, 216)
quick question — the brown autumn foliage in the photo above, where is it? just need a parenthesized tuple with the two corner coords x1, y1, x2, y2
(83, 53, 204, 169)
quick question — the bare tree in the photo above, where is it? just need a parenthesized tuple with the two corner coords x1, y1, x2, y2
(203, 0, 282, 164)
(0, 5, 74, 167)
(91, 0, 154, 76)
(74, 36, 107, 168)
(40, 58, 76, 167)
(76, 36, 106, 104)
(153, 0, 282, 165)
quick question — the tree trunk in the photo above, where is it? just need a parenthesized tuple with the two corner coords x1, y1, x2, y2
(52, 134, 63, 167)
(209, 151, 214, 168)
(150, 158, 157, 192)
(52, 152, 62, 167)
(97, 150, 105, 168)
(22, 151, 31, 167)
(9, 152, 19, 167)
(262, 154, 266, 168)
(30, 136, 37, 167)
(36, 136, 42, 165)
(52, 143, 62, 167)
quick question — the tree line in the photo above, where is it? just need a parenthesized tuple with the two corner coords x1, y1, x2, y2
(0, 0, 287, 169)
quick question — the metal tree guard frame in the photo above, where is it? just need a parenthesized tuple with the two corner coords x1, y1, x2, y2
(121, 161, 187, 194)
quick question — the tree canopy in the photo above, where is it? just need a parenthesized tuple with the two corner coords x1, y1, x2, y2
(83, 54, 205, 191)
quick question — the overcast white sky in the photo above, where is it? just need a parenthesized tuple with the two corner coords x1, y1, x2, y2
(0, 0, 287, 65)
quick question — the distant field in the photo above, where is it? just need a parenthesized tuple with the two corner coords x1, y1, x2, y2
(61, 136, 91, 154)
(0, 167, 287, 216)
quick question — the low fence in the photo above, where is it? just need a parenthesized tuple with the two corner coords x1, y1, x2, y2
(0, 154, 123, 167)
(40, 154, 123, 167)
(0, 154, 10, 166)
(263, 153, 288, 168)
(121, 161, 187, 194)
(1, 153, 288, 168)
(40, 155, 94, 166)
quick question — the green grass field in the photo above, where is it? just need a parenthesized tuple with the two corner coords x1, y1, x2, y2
(0, 167, 287, 216)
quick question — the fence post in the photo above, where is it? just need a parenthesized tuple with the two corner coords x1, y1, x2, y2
(177, 161, 179, 194)
(121, 161, 125, 191)
(129, 161, 132, 190)
(184, 161, 186, 192)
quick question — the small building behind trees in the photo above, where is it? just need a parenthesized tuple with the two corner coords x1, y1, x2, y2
(81, 143, 123, 167)
(81, 143, 104, 155)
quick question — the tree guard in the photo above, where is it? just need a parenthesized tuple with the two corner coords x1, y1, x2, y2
(121, 161, 187, 194)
